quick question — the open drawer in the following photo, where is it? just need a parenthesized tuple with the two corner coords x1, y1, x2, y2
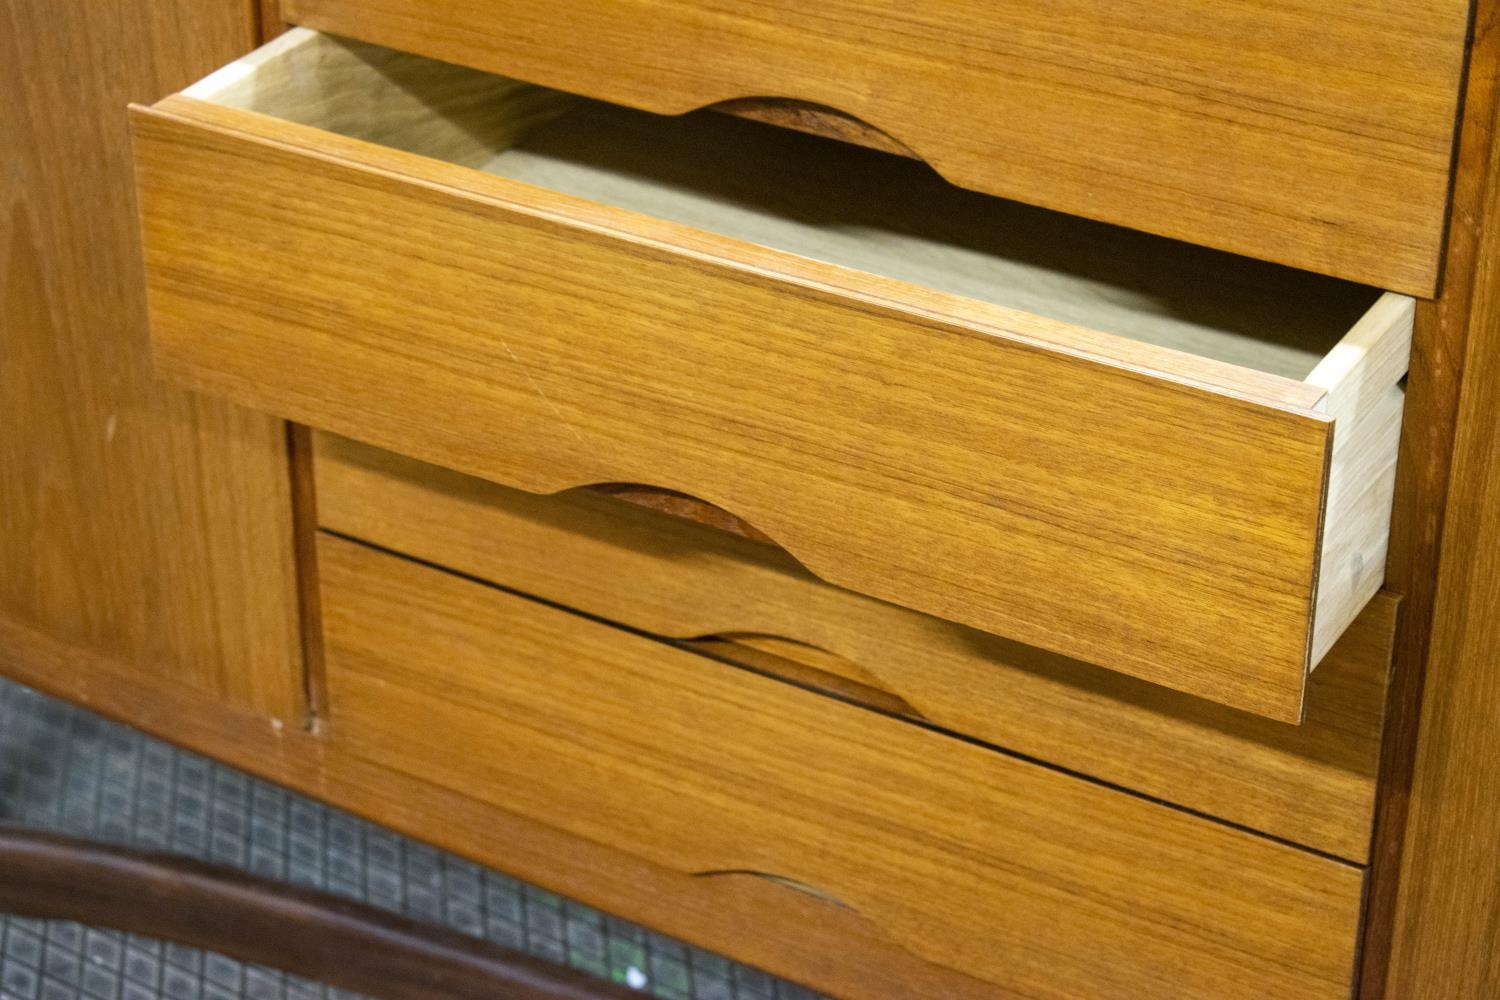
(130, 29, 1412, 722)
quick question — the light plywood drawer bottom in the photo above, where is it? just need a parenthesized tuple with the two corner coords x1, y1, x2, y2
(317, 533, 1365, 1000)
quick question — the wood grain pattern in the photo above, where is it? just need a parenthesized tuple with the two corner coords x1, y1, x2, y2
(128, 41, 1410, 718)
(1359, 6, 1500, 995)
(1380, 6, 1500, 991)
(1385, 373, 1500, 991)
(315, 432, 1394, 861)
(278, 0, 1467, 294)
(591, 485, 775, 545)
(1386, 317, 1500, 991)
(135, 99, 1323, 718)
(711, 98, 915, 158)
(318, 533, 1366, 1000)
(685, 635, 924, 719)
(0, 827, 637, 1000)
(0, 0, 302, 721)
(0, 609, 1004, 1000)
(288, 423, 326, 720)
(257, 0, 286, 43)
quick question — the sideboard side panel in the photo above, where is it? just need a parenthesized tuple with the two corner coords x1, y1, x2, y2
(0, 0, 304, 722)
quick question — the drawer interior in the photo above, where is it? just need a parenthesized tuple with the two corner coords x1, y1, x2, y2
(193, 30, 1383, 380)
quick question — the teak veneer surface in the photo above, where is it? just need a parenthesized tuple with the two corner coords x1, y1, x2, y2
(12, 1, 1500, 996)
(131, 32, 1412, 721)
(0, 609, 1000, 1000)
(317, 533, 1366, 1000)
(1382, 1, 1500, 987)
(1386, 234, 1500, 997)
(315, 432, 1395, 861)
(0, 0, 303, 721)
(278, 0, 1468, 294)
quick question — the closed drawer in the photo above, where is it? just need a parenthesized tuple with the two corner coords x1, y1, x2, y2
(280, 0, 1468, 294)
(316, 532, 1367, 1000)
(315, 431, 1396, 862)
(132, 29, 1413, 722)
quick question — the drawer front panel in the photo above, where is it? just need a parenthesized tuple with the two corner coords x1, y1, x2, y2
(315, 432, 1395, 861)
(133, 99, 1334, 721)
(317, 533, 1366, 1000)
(282, 0, 1467, 294)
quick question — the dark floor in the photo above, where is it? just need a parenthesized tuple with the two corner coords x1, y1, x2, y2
(0, 678, 820, 1000)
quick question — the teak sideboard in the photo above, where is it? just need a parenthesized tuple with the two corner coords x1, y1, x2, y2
(6, 1, 1500, 996)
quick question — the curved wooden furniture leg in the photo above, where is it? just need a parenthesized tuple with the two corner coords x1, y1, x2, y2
(0, 825, 638, 1000)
